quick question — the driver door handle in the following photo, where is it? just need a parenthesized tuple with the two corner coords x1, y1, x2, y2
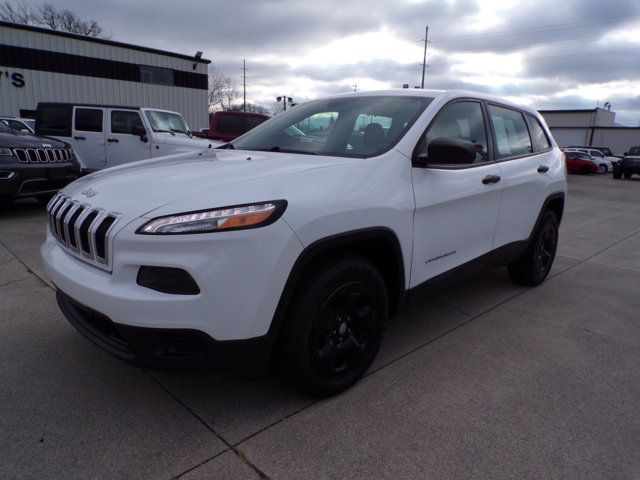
(107, 138, 119, 143)
(482, 175, 501, 185)
(73, 135, 86, 140)
(537, 165, 549, 173)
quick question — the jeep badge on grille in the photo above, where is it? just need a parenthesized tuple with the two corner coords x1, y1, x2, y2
(81, 187, 98, 197)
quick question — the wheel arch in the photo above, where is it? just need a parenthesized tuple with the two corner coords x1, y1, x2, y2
(267, 227, 406, 350)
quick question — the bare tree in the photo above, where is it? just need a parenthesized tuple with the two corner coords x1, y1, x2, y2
(208, 67, 240, 112)
(228, 103, 269, 115)
(0, 0, 32, 23)
(0, 1, 108, 38)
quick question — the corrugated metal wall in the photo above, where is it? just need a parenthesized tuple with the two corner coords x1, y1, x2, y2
(591, 129, 640, 156)
(541, 111, 595, 128)
(1, 24, 208, 129)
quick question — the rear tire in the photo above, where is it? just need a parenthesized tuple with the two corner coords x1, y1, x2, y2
(508, 211, 559, 287)
(278, 256, 388, 397)
(598, 164, 607, 174)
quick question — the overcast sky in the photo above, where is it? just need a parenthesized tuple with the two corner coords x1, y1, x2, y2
(54, 0, 640, 125)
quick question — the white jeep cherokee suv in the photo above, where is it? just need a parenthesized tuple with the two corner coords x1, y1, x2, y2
(41, 90, 567, 396)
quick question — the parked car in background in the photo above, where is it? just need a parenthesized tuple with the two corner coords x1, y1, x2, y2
(1, 116, 36, 134)
(564, 148, 612, 173)
(42, 90, 566, 396)
(568, 145, 616, 158)
(36, 103, 220, 173)
(564, 151, 599, 175)
(0, 120, 79, 204)
(194, 111, 270, 142)
(613, 146, 640, 179)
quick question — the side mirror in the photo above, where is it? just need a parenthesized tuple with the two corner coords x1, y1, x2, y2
(132, 126, 148, 143)
(414, 137, 477, 167)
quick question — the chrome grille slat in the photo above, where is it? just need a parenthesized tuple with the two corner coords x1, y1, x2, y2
(46, 194, 120, 271)
(11, 148, 72, 164)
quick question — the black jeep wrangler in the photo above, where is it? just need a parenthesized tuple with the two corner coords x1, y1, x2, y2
(613, 146, 640, 179)
(0, 121, 80, 204)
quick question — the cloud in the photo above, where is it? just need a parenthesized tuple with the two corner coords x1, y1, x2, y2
(51, 0, 640, 123)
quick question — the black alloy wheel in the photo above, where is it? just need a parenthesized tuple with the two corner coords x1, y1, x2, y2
(309, 281, 377, 380)
(278, 256, 388, 397)
(508, 211, 559, 286)
(533, 221, 558, 280)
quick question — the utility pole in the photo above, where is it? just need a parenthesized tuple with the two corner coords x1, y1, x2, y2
(243, 59, 246, 112)
(421, 26, 428, 89)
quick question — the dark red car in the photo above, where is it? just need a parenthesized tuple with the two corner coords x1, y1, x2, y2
(564, 152, 598, 174)
(194, 111, 270, 142)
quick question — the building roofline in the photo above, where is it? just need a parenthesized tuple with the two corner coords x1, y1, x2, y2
(546, 126, 640, 130)
(538, 109, 598, 114)
(0, 20, 211, 64)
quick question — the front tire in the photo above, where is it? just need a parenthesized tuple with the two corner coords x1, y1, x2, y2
(508, 211, 559, 287)
(598, 164, 607, 174)
(278, 256, 388, 397)
(612, 163, 622, 179)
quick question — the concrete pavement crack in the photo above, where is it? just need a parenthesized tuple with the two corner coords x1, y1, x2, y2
(144, 370, 272, 480)
(0, 238, 51, 290)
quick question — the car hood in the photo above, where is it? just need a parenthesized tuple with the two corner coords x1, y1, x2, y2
(0, 131, 68, 149)
(60, 149, 349, 221)
(154, 132, 221, 149)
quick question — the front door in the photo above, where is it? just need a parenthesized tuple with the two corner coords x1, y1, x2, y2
(72, 107, 106, 171)
(106, 109, 151, 167)
(411, 100, 503, 287)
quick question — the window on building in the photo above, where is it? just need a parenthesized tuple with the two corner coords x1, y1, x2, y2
(139, 65, 174, 86)
(75, 108, 103, 132)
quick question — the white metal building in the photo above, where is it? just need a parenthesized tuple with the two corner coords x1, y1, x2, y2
(539, 108, 640, 155)
(0, 21, 210, 130)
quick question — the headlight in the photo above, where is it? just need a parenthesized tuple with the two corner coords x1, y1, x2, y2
(0, 148, 13, 156)
(137, 200, 287, 234)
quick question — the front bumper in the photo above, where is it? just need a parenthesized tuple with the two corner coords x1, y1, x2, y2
(42, 217, 304, 371)
(57, 289, 273, 377)
(0, 162, 79, 200)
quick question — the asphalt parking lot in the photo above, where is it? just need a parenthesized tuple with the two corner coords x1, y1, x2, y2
(1, 173, 639, 480)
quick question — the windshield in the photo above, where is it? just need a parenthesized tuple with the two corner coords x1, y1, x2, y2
(628, 147, 640, 156)
(232, 95, 432, 158)
(144, 110, 189, 134)
(0, 121, 13, 132)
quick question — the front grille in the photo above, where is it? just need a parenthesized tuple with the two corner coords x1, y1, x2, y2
(47, 194, 120, 270)
(13, 147, 72, 163)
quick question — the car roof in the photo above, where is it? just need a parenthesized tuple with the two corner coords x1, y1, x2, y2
(308, 89, 542, 117)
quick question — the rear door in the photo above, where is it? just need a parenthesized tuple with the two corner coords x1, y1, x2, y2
(490, 105, 555, 249)
(106, 109, 151, 167)
(72, 107, 106, 171)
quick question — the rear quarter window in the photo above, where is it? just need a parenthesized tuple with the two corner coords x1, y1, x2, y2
(525, 114, 551, 152)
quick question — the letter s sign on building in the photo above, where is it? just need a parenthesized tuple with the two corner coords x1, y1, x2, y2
(1, 71, 26, 88)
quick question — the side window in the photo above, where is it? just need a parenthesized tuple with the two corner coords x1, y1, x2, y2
(217, 115, 244, 135)
(37, 106, 72, 136)
(488, 105, 532, 159)
(75, 108, 103, 133)
(111, 111, 144, 135)
(525, 114, 551, 151)
(245, 116, 267, 131)
(417, 101, 489, 164)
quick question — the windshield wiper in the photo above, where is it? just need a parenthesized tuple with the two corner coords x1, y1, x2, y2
(268, 146, 316, 155)
(170, 128, 189, 136)
(154, 129, 175, 136)
(217, 143, 235, 149)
